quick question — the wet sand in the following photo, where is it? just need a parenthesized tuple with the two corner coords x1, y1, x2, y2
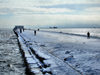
(0, 29, 26, 75)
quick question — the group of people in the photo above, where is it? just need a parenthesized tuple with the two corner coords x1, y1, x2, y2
(20, 28, 24, 33)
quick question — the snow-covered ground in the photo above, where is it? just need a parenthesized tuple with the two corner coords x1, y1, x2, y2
(19, 29, 100, 75)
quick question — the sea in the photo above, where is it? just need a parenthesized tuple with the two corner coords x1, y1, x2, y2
(0, 28, 26, 75)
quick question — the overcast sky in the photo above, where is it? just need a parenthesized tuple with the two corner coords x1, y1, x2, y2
(0, 0, 100, 28)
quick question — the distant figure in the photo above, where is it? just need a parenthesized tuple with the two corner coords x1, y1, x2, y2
(23, 28, 24, 32)
(38, 29, 39, 31)
(87, 32, 90, 38)
(34, 30, 36, 36)
(20, 29, 22, 33)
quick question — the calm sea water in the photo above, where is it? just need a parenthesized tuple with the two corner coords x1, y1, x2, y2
(0, 29, 26, 75)
(42, 28, 100, 38)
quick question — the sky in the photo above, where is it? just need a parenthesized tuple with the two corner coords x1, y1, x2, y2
(0, 0, 100, 28)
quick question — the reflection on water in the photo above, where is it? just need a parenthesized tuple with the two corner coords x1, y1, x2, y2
(0, 29, 26, 75)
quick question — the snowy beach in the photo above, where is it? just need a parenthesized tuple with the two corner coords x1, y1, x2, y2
(15, 28, 100, 75)
(0, 0, 100, 74)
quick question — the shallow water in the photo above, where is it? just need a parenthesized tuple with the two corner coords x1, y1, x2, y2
(0, 29, 26, 75)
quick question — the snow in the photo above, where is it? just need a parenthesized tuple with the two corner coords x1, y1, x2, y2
(24, 50, 32, 58)
(29, 64, 39, 68)
(30, 46, 51, 60)
(16, 29, 100, 75)
(26, 58, 36, 64)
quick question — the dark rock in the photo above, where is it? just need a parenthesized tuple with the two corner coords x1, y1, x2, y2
(65, 51, 70, 54)
(64, 56, 74, 62)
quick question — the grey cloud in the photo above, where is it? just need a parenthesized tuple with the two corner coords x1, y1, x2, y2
(0, 0, 100, 28)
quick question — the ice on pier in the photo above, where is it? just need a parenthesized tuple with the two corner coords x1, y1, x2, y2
(16, 28, 100, 75)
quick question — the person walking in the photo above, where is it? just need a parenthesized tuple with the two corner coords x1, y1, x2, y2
(34, 30, 36, 36)
(87, 32, 90, 38)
